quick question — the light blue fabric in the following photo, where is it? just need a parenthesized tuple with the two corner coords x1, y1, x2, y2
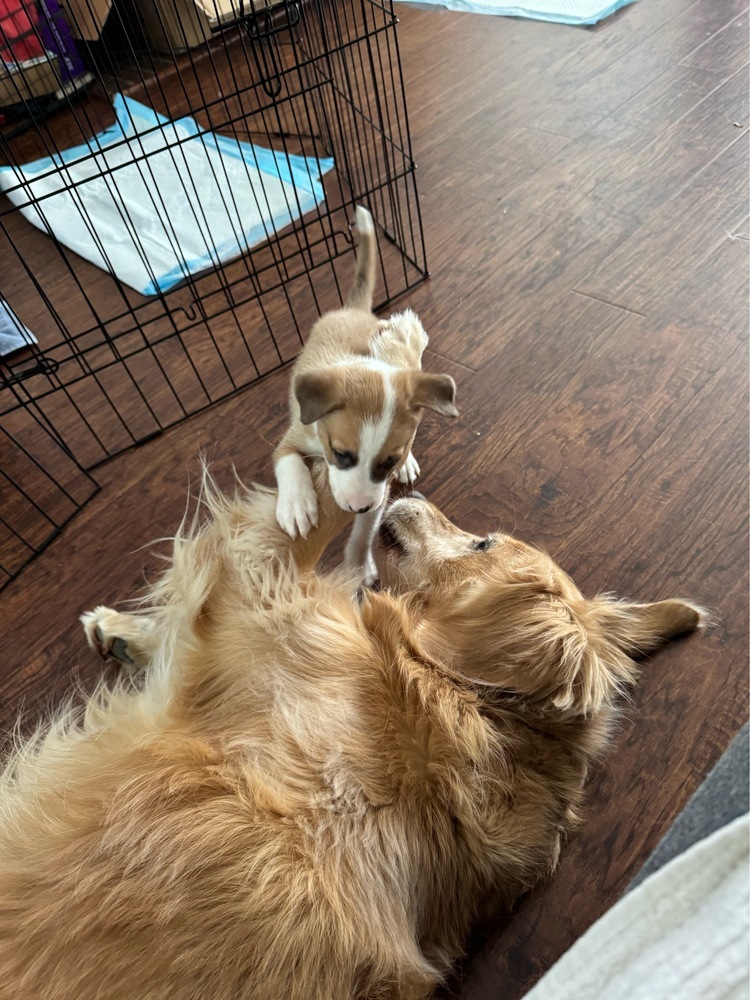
(0, 96, 334, 296)
(393, 0, 637, 26)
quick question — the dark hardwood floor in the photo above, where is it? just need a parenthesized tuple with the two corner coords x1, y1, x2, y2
(1, 1, 748, 997)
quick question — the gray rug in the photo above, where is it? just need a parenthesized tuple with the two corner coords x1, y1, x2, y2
(629, 721, 750, 890)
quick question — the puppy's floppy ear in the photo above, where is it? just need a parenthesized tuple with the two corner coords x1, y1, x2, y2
(411, 373, 459, 418)
(294, 371, 344, 425)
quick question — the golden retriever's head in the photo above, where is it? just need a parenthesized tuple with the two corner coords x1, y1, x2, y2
(376, 496, 705, 716)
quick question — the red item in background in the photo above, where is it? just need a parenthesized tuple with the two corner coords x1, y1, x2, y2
(0, 0, 45, 65)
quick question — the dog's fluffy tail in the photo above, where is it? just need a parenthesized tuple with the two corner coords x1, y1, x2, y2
(345, 206, 377, 312)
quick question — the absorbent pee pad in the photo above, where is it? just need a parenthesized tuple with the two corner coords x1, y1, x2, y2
(0, 95, 334, 296)
(394, 0, 636, 26)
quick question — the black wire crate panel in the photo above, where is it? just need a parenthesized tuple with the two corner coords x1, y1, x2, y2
(0, 0, 426, 589)
(0, 407, 99, 587)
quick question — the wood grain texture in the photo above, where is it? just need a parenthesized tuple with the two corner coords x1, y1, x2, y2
(1, 0, 748, 997)
(575, 136, 749, 316)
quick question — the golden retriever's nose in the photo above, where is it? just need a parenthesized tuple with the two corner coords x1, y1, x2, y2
(350, 504, 372, 514)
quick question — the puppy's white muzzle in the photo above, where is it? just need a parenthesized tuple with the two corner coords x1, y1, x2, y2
(329, 466, 386, 514)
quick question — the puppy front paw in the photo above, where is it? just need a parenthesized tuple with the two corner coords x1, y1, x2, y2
(398, 452, 420, 484)
(276, 488, 319, 539)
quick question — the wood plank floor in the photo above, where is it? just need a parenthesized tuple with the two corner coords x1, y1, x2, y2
(1, 1, 748, 996)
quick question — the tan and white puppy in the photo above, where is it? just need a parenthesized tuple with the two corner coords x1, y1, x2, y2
(273, 206, 458, 580)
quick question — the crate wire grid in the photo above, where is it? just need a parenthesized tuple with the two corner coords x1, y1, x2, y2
(0, 0, 427, 590)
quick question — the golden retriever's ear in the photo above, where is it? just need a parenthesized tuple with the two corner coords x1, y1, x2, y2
(410, 373, 459, 418)
(584, 598, 708, 658)
(428, 564, 604, 713)
(559, 597, 708, 715)
(294, 372, 345, 425)
(423, 569, 706, 718)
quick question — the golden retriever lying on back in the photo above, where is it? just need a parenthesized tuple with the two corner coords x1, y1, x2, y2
(0, 465, 704, 1000)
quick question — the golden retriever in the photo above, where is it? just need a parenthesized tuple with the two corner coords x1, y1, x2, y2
(0, 465, 704, 999)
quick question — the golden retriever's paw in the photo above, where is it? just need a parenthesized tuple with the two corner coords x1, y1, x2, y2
(397, 451, 420, 484)
(80, 606, 153, 667)
(276, 487, 319, 539)
(81, 606, 132, 664)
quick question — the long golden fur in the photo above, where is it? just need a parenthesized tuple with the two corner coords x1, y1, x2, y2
(0, 465, 704, 1000)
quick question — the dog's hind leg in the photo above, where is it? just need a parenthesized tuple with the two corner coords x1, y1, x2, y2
(371, 309, 429, 369)
(80, 606, 157, 668)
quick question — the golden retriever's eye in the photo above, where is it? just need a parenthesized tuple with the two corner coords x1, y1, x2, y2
(382, 456, 398, 471)
(473, 537, 494, 552)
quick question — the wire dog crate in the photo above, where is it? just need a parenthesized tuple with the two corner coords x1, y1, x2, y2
(0, 0, 427, 590)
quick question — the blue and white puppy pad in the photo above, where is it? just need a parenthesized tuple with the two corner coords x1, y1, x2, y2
(393, 0, 637, 26)
(0, 96, 335, 296)
(0, 299, 37, 357)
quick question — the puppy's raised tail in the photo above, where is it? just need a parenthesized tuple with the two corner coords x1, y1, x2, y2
(345, 205, 377, 312)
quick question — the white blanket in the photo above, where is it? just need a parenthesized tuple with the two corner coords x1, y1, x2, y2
(524, 813, 750, 1000)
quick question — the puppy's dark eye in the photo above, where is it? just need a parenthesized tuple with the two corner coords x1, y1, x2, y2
(473, 537, 494, 552)
(371, 455, 400, 482)
(332, 448, 357, 469)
